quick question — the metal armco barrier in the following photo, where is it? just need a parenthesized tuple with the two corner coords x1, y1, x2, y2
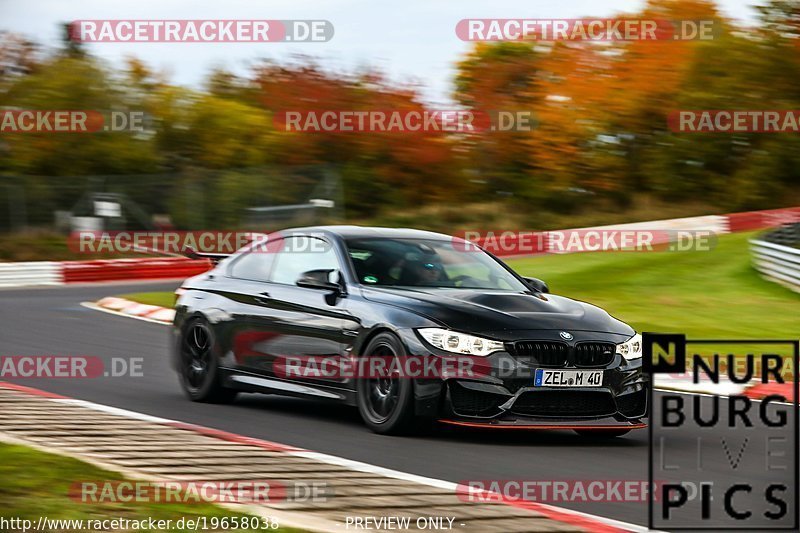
(61, 257, 211, 283)
(0, 262, 62, 287)
(751, 237, 800, 294)
(764, 222, 800, 247)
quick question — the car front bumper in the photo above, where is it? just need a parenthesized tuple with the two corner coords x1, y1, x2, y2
(397, 328, 649, 428)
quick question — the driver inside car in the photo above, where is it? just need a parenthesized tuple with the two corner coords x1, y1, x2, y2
(401, 250, 446, 285)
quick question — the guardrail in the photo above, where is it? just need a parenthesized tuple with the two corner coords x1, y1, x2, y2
(61, 257, 211, 283)
(0, 257, 212, 287)
(0, 262, 61, 287)
(750, 226, 800, 294)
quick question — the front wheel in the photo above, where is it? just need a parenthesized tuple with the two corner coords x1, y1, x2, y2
(178, 317, 238, 403)
(356, 332, 416, 435)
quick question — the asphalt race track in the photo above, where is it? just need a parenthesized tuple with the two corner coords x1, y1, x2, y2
(0, 282, 793, 529)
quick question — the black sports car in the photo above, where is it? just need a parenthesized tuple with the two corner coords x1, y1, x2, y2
(173, 226, 648, 436)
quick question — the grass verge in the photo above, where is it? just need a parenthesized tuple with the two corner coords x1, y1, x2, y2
(116, 292, 175, 308)
(0, 442, 297, 532)
(506, 231, 799, 339)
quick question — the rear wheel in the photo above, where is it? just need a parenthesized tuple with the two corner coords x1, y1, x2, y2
(574, 429, 631, 439)
(356, 332, 416, 435)
(179, 318, 238, 403)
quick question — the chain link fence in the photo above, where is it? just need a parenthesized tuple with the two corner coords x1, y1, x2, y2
(0, 165, 344, 233)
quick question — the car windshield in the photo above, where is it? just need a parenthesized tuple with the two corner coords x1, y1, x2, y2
(345, 238, 529, 291)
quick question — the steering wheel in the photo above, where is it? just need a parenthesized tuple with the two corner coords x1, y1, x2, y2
(450, 274, 481, 287)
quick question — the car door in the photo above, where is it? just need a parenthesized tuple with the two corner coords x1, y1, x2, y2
(222, 248, 281, 375)
(235, 235, 356, 392)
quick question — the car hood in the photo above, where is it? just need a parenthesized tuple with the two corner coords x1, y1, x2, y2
(361, 287, 634, 338)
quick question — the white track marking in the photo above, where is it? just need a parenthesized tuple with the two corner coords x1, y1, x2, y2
(36, 391, 656, 532)
(294, 450, 657, 532)
(81, 301, 171, 325)
(53, 398, 173, 423)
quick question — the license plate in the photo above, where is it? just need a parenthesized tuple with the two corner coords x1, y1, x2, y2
(534, 368, 603, 387)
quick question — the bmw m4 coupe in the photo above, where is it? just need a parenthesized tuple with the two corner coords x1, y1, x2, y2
(173, 226, 649, 436)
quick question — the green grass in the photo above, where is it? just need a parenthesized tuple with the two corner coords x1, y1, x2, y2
(117, 291, 175, 308)
(0, 442, 298, 532)
(506, 231, 799, 339)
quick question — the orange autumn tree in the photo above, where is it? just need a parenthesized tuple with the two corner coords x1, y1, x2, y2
(254, 62, 463, 216)
(454, 42, 542, 200)
(454, 0, 725, 207)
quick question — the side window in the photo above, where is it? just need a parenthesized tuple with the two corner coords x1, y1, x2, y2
(270, 236, 340, 285)
(228, 251, 275, 282)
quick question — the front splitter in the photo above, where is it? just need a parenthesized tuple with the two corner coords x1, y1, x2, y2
(438, 419, 647, 430)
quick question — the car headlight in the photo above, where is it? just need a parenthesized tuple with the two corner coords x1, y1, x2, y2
(616, 333, 642, 360)
(417, 328, 505, 356)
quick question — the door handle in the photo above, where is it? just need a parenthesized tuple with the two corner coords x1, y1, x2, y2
(255, 291, 271, 304)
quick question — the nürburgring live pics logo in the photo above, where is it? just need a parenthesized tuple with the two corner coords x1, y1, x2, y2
(645, 333, 798, 530)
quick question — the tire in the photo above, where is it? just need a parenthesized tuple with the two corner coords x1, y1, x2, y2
(574, 429, 631, 439)
(356, 332, 416, 435)
(178, 317, 238, 404)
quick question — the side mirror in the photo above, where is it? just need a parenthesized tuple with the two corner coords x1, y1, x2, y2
(296, 269, 343, 293)
(523, 276, 549, 293)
